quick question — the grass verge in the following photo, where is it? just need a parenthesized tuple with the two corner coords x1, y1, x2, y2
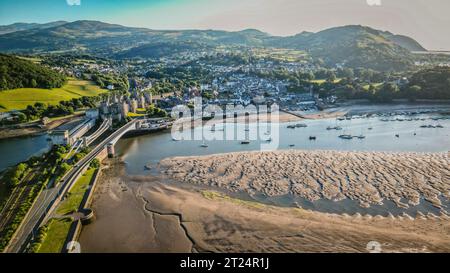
(56, 168, 97, 216)
(33, 218, 73, 253)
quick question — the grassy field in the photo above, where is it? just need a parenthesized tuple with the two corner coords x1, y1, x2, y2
(310, 78, 342, 84)
(363, 82, 384, 91)
(0, 79, 107, 112)
(56, 168, 96, 216)
(16, 56, 42, 64)
(37, 218, 72, 253)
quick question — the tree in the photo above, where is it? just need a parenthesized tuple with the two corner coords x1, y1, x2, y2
(406, 85, 422, 101)
(327, 72, 337, 83)
(146, 104, 168, 118)
(90, 159, 100, 169)
(371, 83, 399, 102)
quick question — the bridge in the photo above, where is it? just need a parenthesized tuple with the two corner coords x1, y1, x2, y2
(4, 119, 140, 253)
(63, 118, 112, 161)
(85, 118, 112, 146)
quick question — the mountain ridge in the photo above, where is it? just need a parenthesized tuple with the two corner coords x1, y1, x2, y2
(0, 20, 427, 71)
(0, 21, 68, 35)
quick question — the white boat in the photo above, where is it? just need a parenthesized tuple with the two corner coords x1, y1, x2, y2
(200, 142, 208, 148)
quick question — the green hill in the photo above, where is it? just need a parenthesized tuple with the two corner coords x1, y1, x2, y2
(0, 54, 66, 90)
(0, 21, 67, 35)
(276, 25, 416, 71)
(0, 79, 107, 112)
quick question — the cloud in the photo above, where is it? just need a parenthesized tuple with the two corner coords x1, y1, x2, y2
(366, 0, 382, 6)
(66, 0, 81, 6)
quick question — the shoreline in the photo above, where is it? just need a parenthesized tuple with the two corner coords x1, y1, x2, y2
(0, 113, 84, 140)
(78, 159, 450, 253)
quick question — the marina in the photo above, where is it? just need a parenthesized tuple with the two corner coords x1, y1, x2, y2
(116, 112, 450, 177)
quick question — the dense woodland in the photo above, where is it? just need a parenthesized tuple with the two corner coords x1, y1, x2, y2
(314, 67, 450, 102)
(0, 54, 66, 91)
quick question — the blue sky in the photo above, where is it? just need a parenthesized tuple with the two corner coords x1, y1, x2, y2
(1, 0, 449, 50)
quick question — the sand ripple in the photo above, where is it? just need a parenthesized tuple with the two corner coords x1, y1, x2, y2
(160, 150, 450, 210)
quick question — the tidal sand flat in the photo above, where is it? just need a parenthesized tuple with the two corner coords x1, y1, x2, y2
(79, 160, 450, 253)
(160, 150, 450, 212)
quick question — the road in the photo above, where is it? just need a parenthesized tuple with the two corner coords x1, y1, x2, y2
(4, 119, 138, 253)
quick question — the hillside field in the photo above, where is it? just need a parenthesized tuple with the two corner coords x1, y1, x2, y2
(0, 79, 107, 112)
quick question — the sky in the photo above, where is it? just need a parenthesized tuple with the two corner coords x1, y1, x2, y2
(0, 0, 449, 50)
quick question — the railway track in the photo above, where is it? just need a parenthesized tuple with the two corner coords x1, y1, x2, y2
(0, 170, 37, 232)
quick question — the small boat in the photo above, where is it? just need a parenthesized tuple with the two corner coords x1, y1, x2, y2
(210, 125, 216, 132)
(264, 131, 271, 136)
(309, 136, 317, 140)
(241, 141, 250, 145)
(200, 142, 208, 148)
(395, 134, 400, 138)
(436, 124, 444, 128)
(287, 125, 296, 129)
(266, 138, 272, 142)
(327, 126, 343, 131)
(145, 164, 152, 170)
(339, 134, 353, 140)
(172, 138, 179, 141)
(289, 144, 295, 147)
(295, 123, 308, 128)
(357, 135, 366, 139)
(368, 127, 373, 130)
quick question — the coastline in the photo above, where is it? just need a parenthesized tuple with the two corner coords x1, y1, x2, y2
(78, 160, 450, 253)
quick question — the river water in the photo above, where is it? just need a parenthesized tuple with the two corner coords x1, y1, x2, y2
(117, 114, 450, 175)
(0, 134, 50, 172)
(1, 113, 449, 215)
(113, 113, 450, 216)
